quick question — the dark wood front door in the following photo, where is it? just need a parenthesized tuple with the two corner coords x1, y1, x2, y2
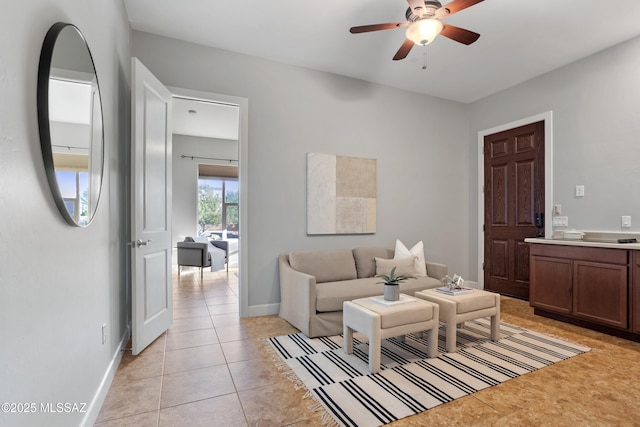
(484, 121, 545, 299)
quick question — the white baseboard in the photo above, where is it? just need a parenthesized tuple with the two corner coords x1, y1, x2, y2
(245, 303, 280, 317)
(81, 324, 130, 427)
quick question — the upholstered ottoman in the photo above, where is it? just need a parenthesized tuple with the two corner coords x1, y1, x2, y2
(343, 295, 439, 374)
(415, 288, 500, 353)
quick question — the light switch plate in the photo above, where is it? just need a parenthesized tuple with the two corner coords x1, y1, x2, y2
(553, 216, 569, 227)
(622, 216, 631, 228)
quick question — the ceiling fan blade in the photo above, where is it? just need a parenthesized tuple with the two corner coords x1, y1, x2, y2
(440, 24, 480, 45)
(437, 0, 484, 17)
(393, 39, 415, 61)
(350, 22, 407, 34)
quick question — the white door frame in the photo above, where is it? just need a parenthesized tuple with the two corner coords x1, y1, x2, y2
(168, 86, 249, 317)
(476, 111, 554, 288)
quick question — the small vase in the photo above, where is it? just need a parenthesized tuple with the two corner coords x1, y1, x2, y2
(384, 284, 400, 301)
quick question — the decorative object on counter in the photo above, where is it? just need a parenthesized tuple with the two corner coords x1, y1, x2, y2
(562, 230, 585, 240)
(377, 266, 407, 301)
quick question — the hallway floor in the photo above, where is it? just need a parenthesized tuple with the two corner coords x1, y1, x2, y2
(96, 269, 640, 426)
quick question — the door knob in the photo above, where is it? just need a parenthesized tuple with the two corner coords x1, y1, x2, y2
(135, 239, 151, 247)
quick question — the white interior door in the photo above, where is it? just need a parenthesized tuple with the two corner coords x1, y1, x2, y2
(131, 58, 173, 355)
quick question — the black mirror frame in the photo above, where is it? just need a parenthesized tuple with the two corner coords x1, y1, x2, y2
(37, 22, 104, 227)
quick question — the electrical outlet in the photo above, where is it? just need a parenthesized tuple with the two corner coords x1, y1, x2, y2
(575, 185, 585, 197)
(554, 204, 562, 215)
(622, 216, 631, 228)
(102, 324, 107, 344)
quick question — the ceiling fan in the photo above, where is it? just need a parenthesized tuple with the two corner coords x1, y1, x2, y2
(350, 0, 484, 61)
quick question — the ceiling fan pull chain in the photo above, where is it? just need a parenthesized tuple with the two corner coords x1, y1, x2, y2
(422, 46, 428, 70)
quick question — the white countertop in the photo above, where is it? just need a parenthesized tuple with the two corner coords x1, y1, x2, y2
(525, 237, 640, 250)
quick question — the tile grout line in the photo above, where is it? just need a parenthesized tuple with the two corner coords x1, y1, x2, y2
(155, 319, 169, 426)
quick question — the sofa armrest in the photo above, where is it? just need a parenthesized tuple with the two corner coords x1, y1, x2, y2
(278, 254, 316, 336)
(426, 261, 448, 280)
(177, 242, 210, 267)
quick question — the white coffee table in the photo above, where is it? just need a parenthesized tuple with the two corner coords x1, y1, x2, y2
(415, 288, 500, 353)
(343, 294, 439, 374)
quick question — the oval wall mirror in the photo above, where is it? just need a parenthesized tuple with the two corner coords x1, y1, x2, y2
(37, 22, 104, 227)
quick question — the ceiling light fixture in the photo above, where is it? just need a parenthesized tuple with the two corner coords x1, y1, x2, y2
(405, 18, 443, 46)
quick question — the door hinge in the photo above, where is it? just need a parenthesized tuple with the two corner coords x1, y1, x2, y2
(483, 224, 485, 232)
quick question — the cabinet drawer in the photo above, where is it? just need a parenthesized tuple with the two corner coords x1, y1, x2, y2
(530, 244, 628, 264)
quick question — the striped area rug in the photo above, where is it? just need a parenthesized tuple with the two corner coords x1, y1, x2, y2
(269, 318, 590, 427)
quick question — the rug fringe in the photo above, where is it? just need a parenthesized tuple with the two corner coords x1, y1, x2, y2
(320, 411, 340, 427)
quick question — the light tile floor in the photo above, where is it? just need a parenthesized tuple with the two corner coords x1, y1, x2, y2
(96, 269, 640, 426)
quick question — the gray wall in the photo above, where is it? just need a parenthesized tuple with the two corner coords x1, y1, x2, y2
(0, 2, 130, 426)
(132, 31, 470, 311)
(172, 134, 239, 249)
(468, 35, 640, 280)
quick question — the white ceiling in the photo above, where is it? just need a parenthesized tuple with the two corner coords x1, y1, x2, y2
(124, 0, 640, 104)
(172, 97, 239, 140)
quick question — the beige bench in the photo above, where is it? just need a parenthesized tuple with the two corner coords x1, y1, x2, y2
(343, 295, 439, 373)
(415, 288, 500, 353)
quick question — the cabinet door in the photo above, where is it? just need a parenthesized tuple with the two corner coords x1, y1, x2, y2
(530, 255, 572, 314)
(573, 261, 628, 329)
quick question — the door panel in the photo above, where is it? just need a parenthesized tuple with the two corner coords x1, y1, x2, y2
(491, 165, 508, 225)
(489, 240, 508, 279)
(131, 58, 173, 355)
(484, 121, 544, 299)
(515, 160, 534, 225)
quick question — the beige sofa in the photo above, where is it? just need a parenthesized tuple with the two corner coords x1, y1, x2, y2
(279, 246, 447, 337)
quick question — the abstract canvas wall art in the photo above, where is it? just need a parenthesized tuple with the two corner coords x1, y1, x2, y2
(307, 153, 376, 234)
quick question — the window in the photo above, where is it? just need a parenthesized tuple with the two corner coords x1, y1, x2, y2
(56, 170, 89, 225)
(198, 177, 239, 238)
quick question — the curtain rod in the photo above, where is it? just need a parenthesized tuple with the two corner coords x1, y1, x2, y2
(181, 154, 238, 163)
(52, 145, 88, 151)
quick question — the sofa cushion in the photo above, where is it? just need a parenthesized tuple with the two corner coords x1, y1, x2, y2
(316, 276, 442, 312)
(352, 246, 393, 278)
(374, 256, 417, 278)
(289, 249, 357, 283)
(394, 239, 428, 277)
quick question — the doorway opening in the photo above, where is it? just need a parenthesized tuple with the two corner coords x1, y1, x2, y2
(170, 86, 249, 317)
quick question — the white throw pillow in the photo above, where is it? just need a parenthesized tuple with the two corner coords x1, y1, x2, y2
(394, 239, 427, 277)
(374, 257, 417, 278)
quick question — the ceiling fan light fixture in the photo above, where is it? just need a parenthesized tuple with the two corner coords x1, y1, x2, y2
(406, 18, 443, 46)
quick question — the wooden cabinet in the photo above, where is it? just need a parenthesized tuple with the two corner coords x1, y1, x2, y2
(530, 244, 630, 332)
(573, 260, 627, 328)
(530, 255, 572, 314)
